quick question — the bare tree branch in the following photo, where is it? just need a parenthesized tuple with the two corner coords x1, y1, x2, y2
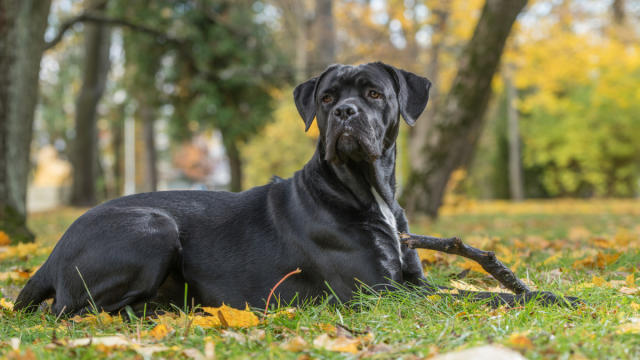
(45, 13, 183, 51)
(400, 232, 531, 294)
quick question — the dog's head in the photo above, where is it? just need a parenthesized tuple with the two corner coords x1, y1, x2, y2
(294, 62, 431, 164)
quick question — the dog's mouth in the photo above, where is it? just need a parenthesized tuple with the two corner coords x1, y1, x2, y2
(325, 129, 381, 164)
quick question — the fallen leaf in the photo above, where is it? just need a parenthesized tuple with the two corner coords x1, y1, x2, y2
(313, 333, 360, 353)
(70, 312, 121, 326)
(199, 304, 259, 328)
(66, 335, 130, 347)
(0, 231, 10, 245)
(183, 348, 205, 360)
(147, 323, 173, 340)
(619, 287, 640, 295)
(569, 226, 591, 241)
(1, 298, 15, 311)
(617, 318, 640, 334)
(572, 252, 621, 269)
(431, 345, 525, 360)
(457, 259, 489, 274)
(626, 273, 636, 287)
(507, 332, 534, 350)
(316, 323, 337, 333)
(221, 330, 246, 344)
(280, 336, 309, 352)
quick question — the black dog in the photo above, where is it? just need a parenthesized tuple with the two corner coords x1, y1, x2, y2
(16, 62, 565, 315)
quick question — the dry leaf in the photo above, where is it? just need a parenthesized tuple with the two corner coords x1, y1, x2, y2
(70, 312, 121, 326)
(198, 304, 260, 328)
(183, 348, 205, 360)
(626, 273, 636, 287)
(432, 345, 525, 360)
(617, 318, 640, 334)
(316, 323, 337, 333)
(280, 336, 309, 352)
(313, 333, 360, 354)
(1, 298, 15, 311)
(221, 330, 246, 344)
(507, 332, 534, 350)
(66, 336, 130, 347)
(147, 323, 173, 340)
(569, 226, 591, 241)
(619, 287, 639, 295)
(457, 259, 489, 275)
(0, 231, 10, 246)
(572, 252, 621, 269)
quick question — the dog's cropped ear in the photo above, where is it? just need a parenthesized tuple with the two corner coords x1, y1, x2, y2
(293, 65, 339, 132)
(293, 77, 318, 132)
(378, 63, 431, 126)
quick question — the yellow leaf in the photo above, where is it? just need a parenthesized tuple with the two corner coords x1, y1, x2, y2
(1, 298, 15, 311)
(317, 323, 337, 333)
(458, 259, 488, 274)
(569, 226, 591, 241)
(573, 252, 621, 269)
(313, 333, 360, 354)
(0, 231, 10, 245)
(507, 332, 534, 350)
(70, 312, 121, 325)
(280, 336, 309, 352)
(198, 304, 259, 328)
(630, 303, 640, 311)
(543, 253, 562, 265)
(148, 323, 173, 340)
(626, 273, 636, 287)
(617, 319, 640, 334)
(591, 276, 606, 287)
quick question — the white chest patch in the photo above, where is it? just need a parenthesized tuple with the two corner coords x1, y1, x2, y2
(371, 187, 403, 265)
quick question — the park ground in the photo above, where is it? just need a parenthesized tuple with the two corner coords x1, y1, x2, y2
(1, 199, 639, 359)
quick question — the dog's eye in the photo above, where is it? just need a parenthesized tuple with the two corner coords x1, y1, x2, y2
(321, 94, 333, 104)
(368, 90, 382, 99)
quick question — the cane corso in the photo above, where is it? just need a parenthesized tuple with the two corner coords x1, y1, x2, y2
(16, 62, 569, 315)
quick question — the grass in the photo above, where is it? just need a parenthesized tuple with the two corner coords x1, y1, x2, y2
(1, 200, 639, 359)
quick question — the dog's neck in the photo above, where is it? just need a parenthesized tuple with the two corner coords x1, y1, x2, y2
(303, 139, 397, 210)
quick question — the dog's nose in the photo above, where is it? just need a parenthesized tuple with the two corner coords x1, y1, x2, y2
(333, 104, 358, 120)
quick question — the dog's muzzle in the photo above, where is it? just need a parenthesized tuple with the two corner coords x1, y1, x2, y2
(325, 118, 381, 164)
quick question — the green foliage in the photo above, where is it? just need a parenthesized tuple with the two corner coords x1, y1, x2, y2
(242, 90, 316, 188)
(520, 75, 640, 197)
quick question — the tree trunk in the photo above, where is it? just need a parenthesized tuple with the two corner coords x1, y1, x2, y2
(504, 63, 524, 201)
(402, 0, 528, 218)
(226, 140, 243, 192)
(311, 0, 335, 73)
(109, 104, 125, 197)
(0, 0, 51, 243)
(140, 100, 158, 192)
(408, 6, 450, 170)
(294, 1, 309, 83)
(71, 1, 111, 206)
(612, 0, 626, 25)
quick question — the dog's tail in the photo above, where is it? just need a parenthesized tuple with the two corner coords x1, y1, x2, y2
(14, 266, 53, 312)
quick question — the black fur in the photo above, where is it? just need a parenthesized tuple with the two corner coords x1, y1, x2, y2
(15, 63, 566, 315)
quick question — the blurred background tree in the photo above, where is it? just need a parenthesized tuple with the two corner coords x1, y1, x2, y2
(1, 0, 639, 242)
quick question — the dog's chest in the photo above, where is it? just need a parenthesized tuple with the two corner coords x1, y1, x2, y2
(370, 187, 402, 265)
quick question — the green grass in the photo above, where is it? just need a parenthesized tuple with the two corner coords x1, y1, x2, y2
(1, 201, 639, 359)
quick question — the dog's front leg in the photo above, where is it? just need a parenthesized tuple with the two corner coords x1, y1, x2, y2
(393, 205, 433, 287)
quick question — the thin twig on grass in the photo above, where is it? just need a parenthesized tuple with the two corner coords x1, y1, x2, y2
(263, 268, 302, 316)
(400, 233, 531, 294)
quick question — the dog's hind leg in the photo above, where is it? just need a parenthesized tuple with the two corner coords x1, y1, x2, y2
(47, 207, 182, 316)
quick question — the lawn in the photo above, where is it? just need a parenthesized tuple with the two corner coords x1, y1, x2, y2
(1, 200, 639, 359)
